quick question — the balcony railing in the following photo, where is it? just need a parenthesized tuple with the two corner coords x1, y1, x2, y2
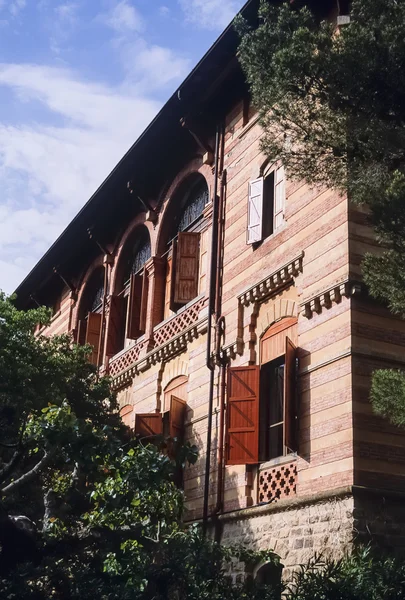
(107, 296, 206, 381)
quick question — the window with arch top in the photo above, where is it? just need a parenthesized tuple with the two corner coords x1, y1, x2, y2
(106, 227, 151, 359)
(76, 267, 105, 365)
(164, 173, 209, 319)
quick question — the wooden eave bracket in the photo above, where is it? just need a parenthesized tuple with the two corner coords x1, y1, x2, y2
(180, 116, 213, 155)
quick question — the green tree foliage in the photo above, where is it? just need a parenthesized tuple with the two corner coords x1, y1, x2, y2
(0, 293, 280, 599)
(237, 0, 405, 426)
(287, 547, 405, 600)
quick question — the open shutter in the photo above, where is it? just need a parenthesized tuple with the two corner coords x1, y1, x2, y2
(126, 273, 143, 339)
(173, 232, 200, 306)
(274, 167, 285, 230)
(134, 413, 163, 439)
(165, 256, 173, 318)
(226, 366, 260, 465)
(247, 178, 264, 244)
(85, 312, 102, 365)
(283, 337, 297, 452)
(139, 269, 149, 333)
(106, 295, 124, 357)
(169, 396, 187, 441)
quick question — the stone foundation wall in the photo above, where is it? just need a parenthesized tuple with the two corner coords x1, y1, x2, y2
(220, 492, 354, 581)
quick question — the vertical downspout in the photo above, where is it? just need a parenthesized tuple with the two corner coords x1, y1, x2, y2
(203, 125, 221, 535)
(215, 169, 227, 524)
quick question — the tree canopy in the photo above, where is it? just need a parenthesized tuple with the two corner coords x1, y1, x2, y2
(237, 0, 405, 426)
(0, 293, 280, 599)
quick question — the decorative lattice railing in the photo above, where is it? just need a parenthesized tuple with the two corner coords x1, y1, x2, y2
(153, 297, 205, 348)
(258, 461, 297, 504)
(108, 297, 206, 379)
(108, 341, 144, 378)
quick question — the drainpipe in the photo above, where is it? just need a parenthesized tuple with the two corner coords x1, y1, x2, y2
(214, 170, 227, 522)
(202, 125, 221, 535)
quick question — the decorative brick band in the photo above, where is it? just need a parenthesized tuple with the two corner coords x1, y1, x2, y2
(300, 280, 362, 319)
(238, 253, 304, 308)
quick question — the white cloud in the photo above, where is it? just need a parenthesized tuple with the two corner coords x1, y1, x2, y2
(159, 6, 170, 17)
(55, 2, 77, 24)
(179, 0, 244, 30)
(0, 64, 160, 294)
(9, 0, 25, 17)
(99, 0, 143, 34)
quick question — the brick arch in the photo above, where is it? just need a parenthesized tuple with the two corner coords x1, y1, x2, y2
(156, 160, 213, 256)
(110, 217, 155, 295)
(257, 299, 299, 340)
(161, 357, 189, 392)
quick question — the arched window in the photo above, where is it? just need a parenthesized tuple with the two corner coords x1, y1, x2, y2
(106, 227, 151, 359)
(163, 174, 209, 319)
(76, 268, 105, 365)
(225, 317, 298, 466)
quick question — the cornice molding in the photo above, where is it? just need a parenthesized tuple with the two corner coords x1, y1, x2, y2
(238, 253, 304, 308)
(300, 279, 363, 318)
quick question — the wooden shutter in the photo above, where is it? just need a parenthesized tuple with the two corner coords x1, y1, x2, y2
(85, 312, 102, 365)
(226, 366, 260, 465)
(274, 166, 285, 230)
(247, 178, 264, 244)
(134, 413, 163, 439)
(165, 256, 173, 318)
(126, 273, 142, 339)
(283, 336, 297, 452)
(106, 295, 124, 357)
(139, 269, 149, 333)
(169, 396, 187, 441)
(173, 232, 200, 306)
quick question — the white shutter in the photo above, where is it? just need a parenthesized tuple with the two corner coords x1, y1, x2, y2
(247, 177, 264, 244)
(274, 167, 285, 230)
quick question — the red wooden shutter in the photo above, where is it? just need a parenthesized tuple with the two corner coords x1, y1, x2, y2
(169, 396, 187, 441)
(134, 413, 163, 439)
(165, 256, 173, 318)
(226, 366, 260, 465)
(283, 337, 297, 452)
(126, 273, 143, 339)
(106, 295, 124, 357)
(85, 312, 102, 365)
(247, 178, 264, 244)
(173, 232, 200, 306)
(139, 268, 149, 333)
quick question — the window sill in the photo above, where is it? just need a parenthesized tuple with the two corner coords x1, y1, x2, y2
(238, 114, 260, 140)
(258, 453, 297, 471)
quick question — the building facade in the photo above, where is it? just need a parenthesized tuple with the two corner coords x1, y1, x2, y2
(15, 0, 405, 578)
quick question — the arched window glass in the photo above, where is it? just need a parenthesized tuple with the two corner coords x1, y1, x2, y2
(91, 281, 104, 312)
(123, 228, 151, 285)
(177, 177, 209, 233)
(131, 239, 151, 275)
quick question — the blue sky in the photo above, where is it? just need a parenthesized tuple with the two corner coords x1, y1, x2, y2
(0, 0, 245, 294)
